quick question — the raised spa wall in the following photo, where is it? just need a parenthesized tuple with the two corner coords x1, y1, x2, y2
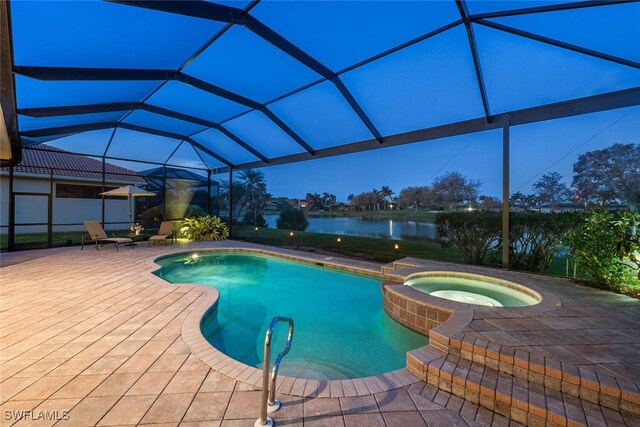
(382, 271, 543, 339)
(382, 280, 455, 337)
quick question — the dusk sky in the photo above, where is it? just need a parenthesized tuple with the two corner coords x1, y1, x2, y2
(12, 1, 640, 203)
(224, 106, 640, 201)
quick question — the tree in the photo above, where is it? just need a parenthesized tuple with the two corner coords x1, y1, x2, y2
(432, 172, 481, 210)
(397, 186, 432, 213)
(533, 172, 571, 206)
(478, 195, 501, 211)
(239, 170, 269, 226)
(572, 143, 640, 210)
(219, 179, 246, 221)
(435, 211, 502, 265)
(370, 188, 384, 211)
(380, 186, 394, 209)
(243, 210, 267, 227)
(321, 192, 337, 210)
(566, 209, 640, 290)
(510, 191, 537, 210)
(304, 193, 322, 210)
(276, 207, 309, 231)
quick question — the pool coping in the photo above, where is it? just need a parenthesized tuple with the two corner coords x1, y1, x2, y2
(146, 246, 423, 397)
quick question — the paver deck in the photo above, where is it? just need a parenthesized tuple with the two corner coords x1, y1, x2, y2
(1, 241, 638, 426)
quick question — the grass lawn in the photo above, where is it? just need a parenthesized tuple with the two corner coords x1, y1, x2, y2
(233, 226, 590, 280)
(235, 226, 464, 264)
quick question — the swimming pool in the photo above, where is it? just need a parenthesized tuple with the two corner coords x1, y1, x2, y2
(155, 252, 426, 379)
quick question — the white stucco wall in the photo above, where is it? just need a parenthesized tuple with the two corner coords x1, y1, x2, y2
(0, 174, 132, 234)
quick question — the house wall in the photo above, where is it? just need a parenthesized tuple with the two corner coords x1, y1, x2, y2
(0, 175, 131, 234)
(0, 177, 9, 232)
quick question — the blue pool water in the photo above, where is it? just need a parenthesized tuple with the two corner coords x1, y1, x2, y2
(154, 252, 426, 379)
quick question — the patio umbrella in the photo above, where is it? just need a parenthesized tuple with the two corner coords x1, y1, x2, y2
(100, 185, 156, 231)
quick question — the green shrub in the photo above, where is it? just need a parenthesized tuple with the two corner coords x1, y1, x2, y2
(276, 208, 309, 231)
(243, 210, 267, 227)
(435, 211, 501, 265)
(565, 209, 639, 291)
(508, 212, 579, 273)
(179, 215, 229, 241)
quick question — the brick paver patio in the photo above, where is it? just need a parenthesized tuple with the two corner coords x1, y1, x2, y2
(1, 241, 638, 426)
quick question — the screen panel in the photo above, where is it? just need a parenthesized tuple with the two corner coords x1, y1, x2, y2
(145, 81, 250, 123)
(182, 26, 321, 103)
(39, 128, 116, 157)
(251, 0, 461, 71)
(18, 112, 127, 132)
(192, 128, 260, 165)
(341, 26, 486, 136)
(194, 147, 228, 170)
(106, 128, 181, 163)
(166, 142, 209, 170)
(475, 24, 640, 114)
(268, 81, 374, 150)
(223, 111, 307, 159)
(466, 0, 585, 15)
(207, 0, 252, 8)
(510, 106, 640, 199)
(123, 110, 207, 136)
(11, 0, 222, 69)
(15, 76, 161, 108)
(488, 2, 640, 63)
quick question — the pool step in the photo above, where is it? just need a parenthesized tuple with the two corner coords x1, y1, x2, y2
(277, 359, 360, 381)
(438, 333, 640, 418)
(381, 258, 431, 278)
(409, 347, 639, 426)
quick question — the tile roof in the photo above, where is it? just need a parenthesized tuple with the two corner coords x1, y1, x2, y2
(13, 145, 145, 184)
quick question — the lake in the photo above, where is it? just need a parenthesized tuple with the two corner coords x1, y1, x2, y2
(264, 214, 437, 241)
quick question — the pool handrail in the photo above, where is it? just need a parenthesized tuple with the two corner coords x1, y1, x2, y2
(256, 316, 294, 427)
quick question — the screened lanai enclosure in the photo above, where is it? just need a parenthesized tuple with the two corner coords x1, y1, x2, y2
(1, 0, 639, 270)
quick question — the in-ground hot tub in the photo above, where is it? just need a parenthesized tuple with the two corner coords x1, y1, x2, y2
(404, 272, 540, 307)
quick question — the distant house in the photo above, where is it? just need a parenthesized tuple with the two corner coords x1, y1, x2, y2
(263, 201, 280, 211)
(539, 202, 631, 213)
(605, 203, 631, 211)
(0, 145, 144, 233)
(263, 199, 288, 211)
(296, 200, 308, 210)
(509, 204, 529, 212)
(539, 203, 585, 213)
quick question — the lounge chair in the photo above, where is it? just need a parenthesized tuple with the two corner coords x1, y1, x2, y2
(148, 221, 176, 246)
(82, 221, 133, 251)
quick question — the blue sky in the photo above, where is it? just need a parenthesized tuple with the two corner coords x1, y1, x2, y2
(223, 106, 640, 201)
(12, 1, 640, 202)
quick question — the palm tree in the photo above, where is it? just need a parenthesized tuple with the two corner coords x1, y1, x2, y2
(380, 186, 394, 209)
(372, 188, 380, 211)
(219, 179, 246, 221)
(239, 169, 267, 226)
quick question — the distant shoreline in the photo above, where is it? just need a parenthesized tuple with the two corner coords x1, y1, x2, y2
(263, 209, 438, 222)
